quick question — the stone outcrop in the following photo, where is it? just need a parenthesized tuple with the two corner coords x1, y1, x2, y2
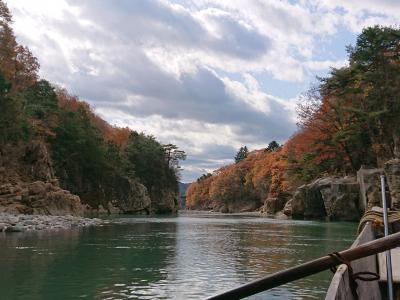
(290, 181, 327, 219)
(261, 192, 291, 215)
(288, 176, 361, 221)
(319, 177, 360, 221)
(111, 176, 151, 214)
(0, 140, 158, 216)
(23, 141, 55, 181)
(214, 199, 260, 213)
(385, 159, 400, 210)
(357, 167, 384, 210)
(0, 181, 83, 216)
(151, 190, 178, 214)
(283, 199, 292, 216)
(0, 141, 84, 216)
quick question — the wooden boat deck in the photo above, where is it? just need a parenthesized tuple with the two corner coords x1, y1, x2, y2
(326, 222, 400, 300)
(378, 248, 400, 283)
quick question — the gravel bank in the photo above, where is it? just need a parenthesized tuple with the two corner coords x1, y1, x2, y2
(0, 213, 104, 232)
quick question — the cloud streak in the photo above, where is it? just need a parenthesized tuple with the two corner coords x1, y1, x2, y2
(7, 0, 400, 181)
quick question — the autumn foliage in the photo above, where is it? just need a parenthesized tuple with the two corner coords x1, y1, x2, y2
(0, 0, 185, 211)
(56, 88, 131, 146)
(186, 147, 290, 211)
(187, 25, 400, 212)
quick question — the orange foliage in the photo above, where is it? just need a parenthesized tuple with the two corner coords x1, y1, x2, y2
(0, 10, 39, 91)
(56, 88, 131, 146)
(186, 148, 292, 210)
(186, 175, 214, 209)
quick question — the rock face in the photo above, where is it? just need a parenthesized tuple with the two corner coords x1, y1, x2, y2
(214, 199, 260, 213)
(151, 190, 178, 214)
(288, 176, 361, 221)
(0, 181, 83, 216)
(0, 140, 158, 216)
(23, 141, 55, 181)
(290, 181, 327, 219)
(111, 176, 151, 214)
(0, 141, 85, 216)
(385, 159, 400, 210)
(262, 192, 291, 215)
(319, 177, 360, 221)
(357, 167, 384, 211)
(283, 199, 292, 216)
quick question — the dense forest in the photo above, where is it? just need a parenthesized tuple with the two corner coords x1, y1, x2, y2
(187, 26, 400, 215)
(0, 1, 185, 214)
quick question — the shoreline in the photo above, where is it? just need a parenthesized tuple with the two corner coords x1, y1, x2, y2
(0, 213, 104, 233)
(179, 209, 263, 217)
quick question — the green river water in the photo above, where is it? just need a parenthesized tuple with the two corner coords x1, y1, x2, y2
(0, 212, 357, 299)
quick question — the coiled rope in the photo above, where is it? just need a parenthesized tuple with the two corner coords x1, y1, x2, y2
(358, 207, 400, 234)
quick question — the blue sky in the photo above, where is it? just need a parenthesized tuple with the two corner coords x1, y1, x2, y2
(7, 0, 400, 182)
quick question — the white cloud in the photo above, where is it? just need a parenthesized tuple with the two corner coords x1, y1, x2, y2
(5, 0, 400, 181)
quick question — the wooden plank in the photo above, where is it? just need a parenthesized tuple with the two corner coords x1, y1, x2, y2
(326, 223, 382, 300)
(326, 265, 355, 300)
(378, 247, 400, 283)
(350, 224, 381, 300)
(207, 229, 400, 300)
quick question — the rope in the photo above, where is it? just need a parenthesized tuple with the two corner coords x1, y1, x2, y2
(358, 209, 400, 234)
(329, 252, 380, 300)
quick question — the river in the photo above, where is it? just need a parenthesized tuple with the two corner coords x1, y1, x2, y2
(0, 212, 357, 299)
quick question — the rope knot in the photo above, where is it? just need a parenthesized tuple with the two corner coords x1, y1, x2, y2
(328, 252, 380, 300)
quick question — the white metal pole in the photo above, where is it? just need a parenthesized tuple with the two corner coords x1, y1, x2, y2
(380, 175, 394, 300)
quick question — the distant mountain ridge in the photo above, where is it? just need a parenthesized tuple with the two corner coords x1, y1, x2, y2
(178, 182, 191, 209)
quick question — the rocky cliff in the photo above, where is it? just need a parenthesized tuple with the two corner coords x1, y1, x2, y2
(0, 140, 154, 216)
(282, 176, 361, 221)
(280, 160, 400, 221)
(0, 141, 83, 215)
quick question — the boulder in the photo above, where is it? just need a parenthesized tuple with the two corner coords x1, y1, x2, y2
(0, 181, 84, 216)
(319, 177, 361, 221)
(5, 225, 24, 232)
(264, 192, 291, 215)
(28, 181, 47, 195)
(111, 176, 151, 214)
(283, 199, 292, 216)
(291, 182, 327, 219)
(36, 189, 83, 216)
(214, 199, 260, 213)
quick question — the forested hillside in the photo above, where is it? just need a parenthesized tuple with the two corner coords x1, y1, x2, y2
(0, 1, 184, 214)
(187, 26, 400, 216)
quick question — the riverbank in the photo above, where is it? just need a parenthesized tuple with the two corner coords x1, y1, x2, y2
(0, 213, 104, 232)
(179, 209, 263, 217)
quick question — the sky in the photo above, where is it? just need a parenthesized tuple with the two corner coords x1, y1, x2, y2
(7, 0, 400, 182)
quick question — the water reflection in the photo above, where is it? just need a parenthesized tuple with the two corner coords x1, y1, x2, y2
(0, 213, 356, 299)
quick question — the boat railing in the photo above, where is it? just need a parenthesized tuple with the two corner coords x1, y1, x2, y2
(326, 222, 382, 300)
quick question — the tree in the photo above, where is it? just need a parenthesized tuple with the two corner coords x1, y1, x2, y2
(163, 143, 187, 169)
(293, 26, 400, 179)
(0, 0, 38, 91)
(123, 132, 179, 197)
(266, 141, 280, 152)
(21, 80, 59, 137)
(235, 146, 248, 163)
(0, 72, 26, 145)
